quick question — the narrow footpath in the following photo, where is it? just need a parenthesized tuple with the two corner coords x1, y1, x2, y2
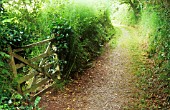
(39, 24, 139, 110)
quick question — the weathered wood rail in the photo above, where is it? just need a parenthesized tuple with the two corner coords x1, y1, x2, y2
(8, 38, 61, 97)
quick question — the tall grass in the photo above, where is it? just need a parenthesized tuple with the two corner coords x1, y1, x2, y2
(136, 4, 170, 109)
(39, 0, 114, 77)
(111, 1, 170, 109)
(2, 0, 114, 78)
(0, 0, 114, 109)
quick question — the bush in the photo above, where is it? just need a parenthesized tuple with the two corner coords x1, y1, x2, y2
(138, 3, 170, 109)
(148, 6, 170, 85)
(139, 5, 170, 85)
(0, 0, 45, 109)
(41, 0, 114, 77)
(0, 0, 114, 109)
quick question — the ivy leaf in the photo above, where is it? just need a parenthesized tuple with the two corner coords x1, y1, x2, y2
(0, 62, 4, 67)
(2, 18, 15, 23)
(0, 52, 10, 58)
(2, 69, 9, 74)
(34, 96, 41, 107)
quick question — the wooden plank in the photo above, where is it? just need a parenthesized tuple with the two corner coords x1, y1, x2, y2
(15, 49, 54, 69)
(8, 46, 17, 77)
(51, 64, 61, 79)
(13, 38, 55, 52)
(23, 78, 49, 94)
(38, 43, 53, 67)
(11, 52, 41, 72)
(53, 70, 61, 79)
(17, 70, 39, 84)
(42, 53, 58, 68)
(31, 75, 37, 87)
(56, 65, 60, 71)
(8, 38, 61, 95)
(45, 67, 61, 79)
(16, 63, 25, 69)
(8, 45, 22, 94)
(42, 66, 53, 79)
(30, 51, 54, 62)
(31, 83, 54, 101)
(51, 68, 60, 75)
(45, 42, 52, 53)
(43, 62, 55, 69)
(14, 44, 54, 69)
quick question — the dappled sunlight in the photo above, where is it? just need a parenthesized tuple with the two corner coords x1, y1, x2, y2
(111, 22, 142, 50)
(110, 1, 136, 25)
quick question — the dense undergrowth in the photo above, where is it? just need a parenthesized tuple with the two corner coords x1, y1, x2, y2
(0, 0, 114, 109)
(137, 4, 170, 109)
(112, 0, 170, 109)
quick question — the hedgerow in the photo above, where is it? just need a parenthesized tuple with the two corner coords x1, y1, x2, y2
(0, 0, 114, 109)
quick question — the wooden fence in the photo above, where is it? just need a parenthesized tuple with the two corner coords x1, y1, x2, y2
(8, 38, 61, 97)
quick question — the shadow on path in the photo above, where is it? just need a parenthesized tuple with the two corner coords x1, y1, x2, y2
(39, 23, 139, 110)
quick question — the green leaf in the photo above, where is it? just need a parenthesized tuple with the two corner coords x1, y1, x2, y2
(2, 18, 15, 23)
(0, 52, 10, 58)
(34, 96, 41, 107)
(0, 61, 4, 67)
(13, 94, 23, 100)
(2, 69, 9, 74)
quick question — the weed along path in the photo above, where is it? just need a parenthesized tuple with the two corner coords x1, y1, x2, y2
(39, 24, 139, 110)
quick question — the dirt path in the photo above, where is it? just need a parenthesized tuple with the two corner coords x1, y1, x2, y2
(39, 25, 138, 110)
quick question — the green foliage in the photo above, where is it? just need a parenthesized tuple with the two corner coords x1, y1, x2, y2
(139, 4, 170, 84)
(112, 1, 170, 108)
(34, 96, 41, 110)
(1, 0, 44, 47)
(108, 27, 122, 48)
(0, 0, 114, 109)
(117, 0, 141, 18)
(111, 2, 137, 25)
(0, 0, 43, 109)
(51, 17, 74, 72)
(0, 52, 12, 97)
(135, 2, 170, 109)
(42, 0, 115, 77)
(54, 79, 69, 90)
(0, 92, 41, 110)
(150, 7, 170, 85)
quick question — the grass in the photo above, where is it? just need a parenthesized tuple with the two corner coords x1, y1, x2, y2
(114, 25, 156, 109)
(120, 22, 170, 110)
(0, 0, 115, 109)
(134, 6, 170, 109)
(108, 27, 122, 48)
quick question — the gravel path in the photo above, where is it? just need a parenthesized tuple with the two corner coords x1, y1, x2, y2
(39, 26, 137, 110)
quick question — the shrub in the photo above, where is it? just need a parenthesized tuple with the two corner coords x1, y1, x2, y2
(139, 4, 170, 85)
(138, 3, 170, 109)
(42, 0, 115, 77)
(0, 0, 43, 109)
(0, 0, 114, 108)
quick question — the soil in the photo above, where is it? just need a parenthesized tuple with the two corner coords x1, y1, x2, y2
(39, 25, 138, 110)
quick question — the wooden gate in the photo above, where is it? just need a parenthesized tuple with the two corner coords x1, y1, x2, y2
(8, 38, 61, 97)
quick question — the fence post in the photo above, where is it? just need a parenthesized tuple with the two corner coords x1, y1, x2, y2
(8, 45, 22, 94)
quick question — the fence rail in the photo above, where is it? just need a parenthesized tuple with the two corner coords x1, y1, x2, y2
(8, 38, 61, 97)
